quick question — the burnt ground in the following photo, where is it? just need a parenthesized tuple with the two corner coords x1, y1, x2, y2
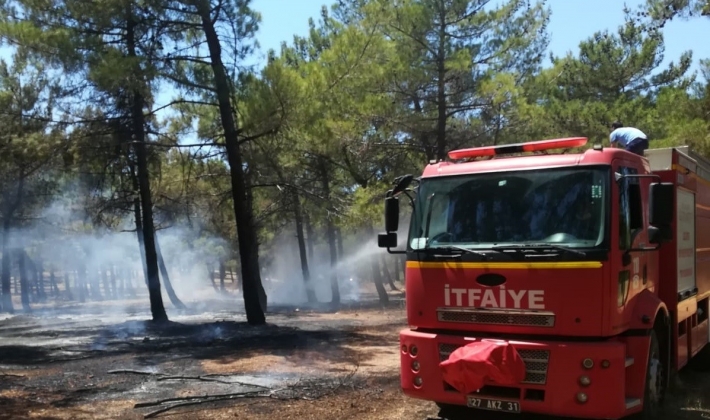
(1, 290, 709, 420)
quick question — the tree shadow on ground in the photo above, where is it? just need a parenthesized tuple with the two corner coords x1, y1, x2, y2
(0, 310, 403, 419)
(0, 310, 402, 368)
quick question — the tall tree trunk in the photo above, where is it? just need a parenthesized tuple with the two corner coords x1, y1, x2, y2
(207, 266, 218, 290)
(2, 172, 25, 312)
(335, 228, 348, 285)
(35, 259, 46, 301)
(381, 255, 399, 291)
(49, 267, 59, 297)
(127, 6, 167, 323)
(370, 257, 388, 304)
(325, 221, 340, 305)
(194, 0, 265, 324)
(1, 218, 13, 313)
(133, 195, 149, 285)
(63, 272, 73, 300)
(366, 226, 388, 304)
(336, 227, 344, 260)
(18, 249, 30, 311)
(401, 255, 406, 284)
(293, 190, 317, 303)
(317, 158, 340, 306)
(304, 211, 315, 261)
(393, 257, 400, 282)
(27, 256, 38, 302)
(244, 152, 267, 311)
(76, 266, 86, 303)
(218, 260, 226, 292)
(155, 235, 186, 309)
(29, 259, 37, 298)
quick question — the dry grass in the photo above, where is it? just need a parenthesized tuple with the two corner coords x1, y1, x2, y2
(2, 296, 710, 420)
(0, 389, 31, 399)
(23, 400, 138, 420)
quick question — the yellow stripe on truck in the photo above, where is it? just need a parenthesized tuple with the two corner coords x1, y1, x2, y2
(406, 261, 603, 269)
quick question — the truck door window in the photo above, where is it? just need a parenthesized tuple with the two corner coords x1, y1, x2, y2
(618, 166, 643, 250)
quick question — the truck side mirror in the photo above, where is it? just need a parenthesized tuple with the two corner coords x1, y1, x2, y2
(385, 196, 400, 233)
(648, 182, 674, 244)
(378, 232, 397, 248)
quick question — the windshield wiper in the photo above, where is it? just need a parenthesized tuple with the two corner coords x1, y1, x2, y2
(420, 245, 490, 259)
(491, 243, 586, 256)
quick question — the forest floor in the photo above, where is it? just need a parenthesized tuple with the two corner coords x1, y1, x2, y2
(1, 287, 710, 420)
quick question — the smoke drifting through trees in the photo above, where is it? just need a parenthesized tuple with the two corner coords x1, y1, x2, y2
(0, 197, 230, 313)
(264, 221, 409, 306)
(0, 186, 408, 317)
(0, 0, 705, 321)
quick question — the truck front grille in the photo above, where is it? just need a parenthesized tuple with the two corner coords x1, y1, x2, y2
(438, 343, 550, 385)
(437, 307, 555, 327)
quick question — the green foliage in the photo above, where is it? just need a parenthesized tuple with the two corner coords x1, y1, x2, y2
(643, 0, 710, 24)
(525, 13, 694, 145)
(0, 55, 65, 224)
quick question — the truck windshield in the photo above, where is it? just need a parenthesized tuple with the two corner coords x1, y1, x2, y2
(408, 167, 607, 250)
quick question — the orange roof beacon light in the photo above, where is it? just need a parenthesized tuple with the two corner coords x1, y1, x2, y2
(447, 137, 588, 160)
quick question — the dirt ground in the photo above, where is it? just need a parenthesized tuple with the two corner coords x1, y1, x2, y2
(1, 290, 710, 420)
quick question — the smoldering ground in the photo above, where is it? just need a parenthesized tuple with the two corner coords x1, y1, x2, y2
(0, 188, 421, 419)
(0, 288, 410, 419)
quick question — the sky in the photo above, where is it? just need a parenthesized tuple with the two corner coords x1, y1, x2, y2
(249, 0, 710, 74)
(1, 0, 707, 121)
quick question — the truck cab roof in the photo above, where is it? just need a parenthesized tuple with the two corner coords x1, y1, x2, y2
(422, 146, 648, 179)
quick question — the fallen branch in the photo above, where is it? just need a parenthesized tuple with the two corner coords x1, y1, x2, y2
(135, 391, 266, 409)
(156, 375, 270, 389)
(108, 369, 158, 376)
(136, 363, 362, 417)
(0, 372, 25, 378)
(156, 375, 230, 384)
(109, 369, 271, 389)
(141, 389, 284, 418)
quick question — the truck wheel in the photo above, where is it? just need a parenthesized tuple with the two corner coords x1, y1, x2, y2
(636, 330, 665, 420)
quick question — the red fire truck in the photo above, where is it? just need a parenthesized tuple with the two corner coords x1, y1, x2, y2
(377, 137, 710, 419)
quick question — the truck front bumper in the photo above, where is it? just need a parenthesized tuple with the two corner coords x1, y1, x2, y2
(400, 329, 638, 419)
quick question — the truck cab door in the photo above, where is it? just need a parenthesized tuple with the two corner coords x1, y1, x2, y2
(615, 162, 648, 310)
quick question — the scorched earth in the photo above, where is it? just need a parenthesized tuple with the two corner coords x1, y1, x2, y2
(1, 289, 709, 420)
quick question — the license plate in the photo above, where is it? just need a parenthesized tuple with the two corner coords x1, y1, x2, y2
(466, 396, 521, 413)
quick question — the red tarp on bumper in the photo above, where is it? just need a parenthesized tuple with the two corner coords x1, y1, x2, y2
(439, 340, 527, 394)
